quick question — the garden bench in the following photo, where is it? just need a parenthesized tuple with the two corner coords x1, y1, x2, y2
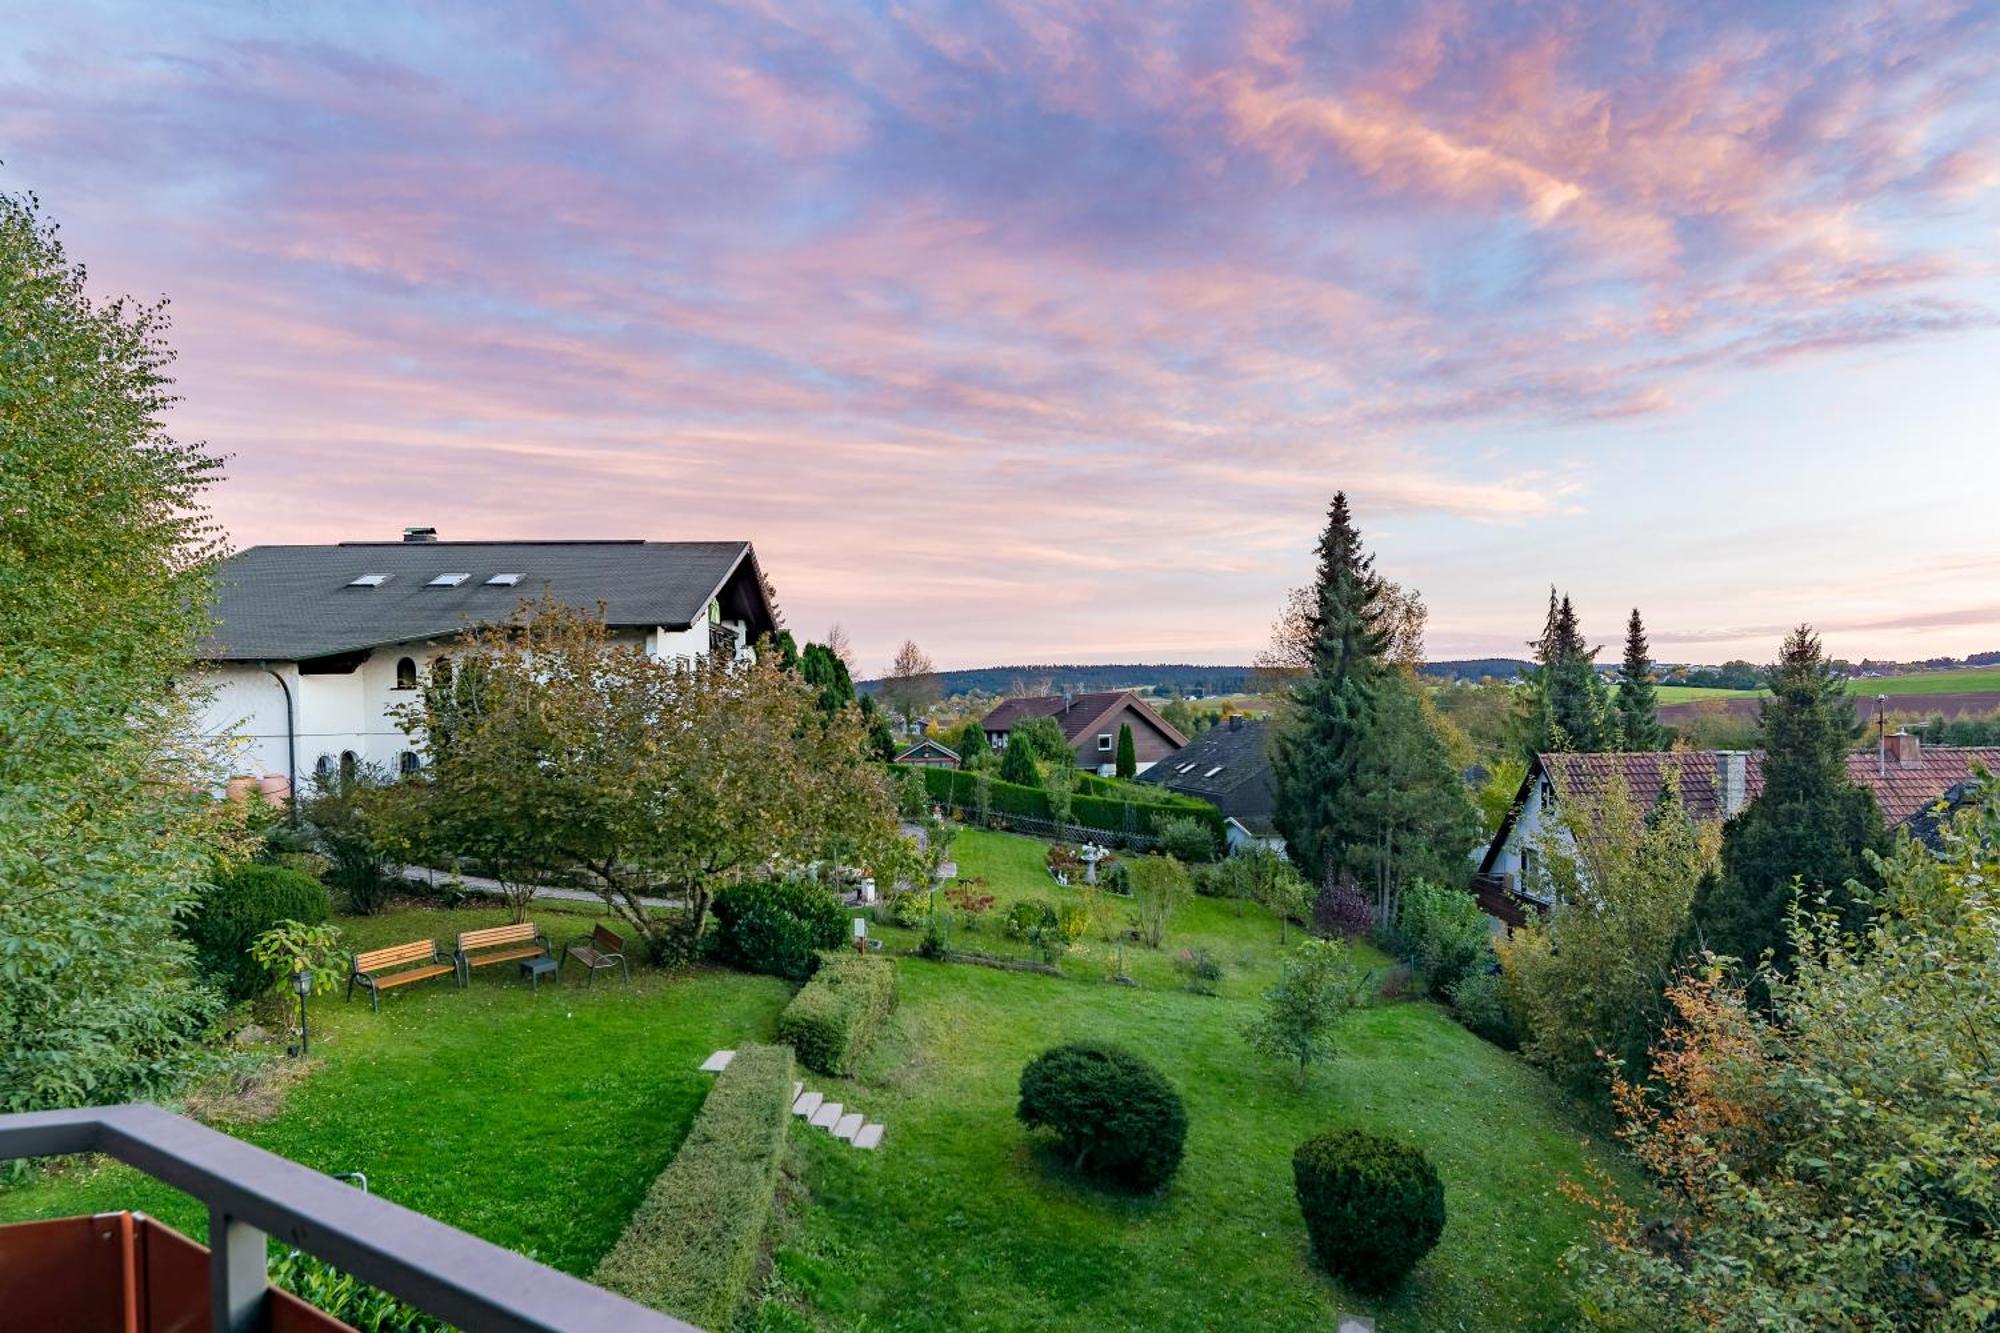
(453, 922, 550, 986)
(347, 940, 454, 1012)
(561, 924, 631, 986)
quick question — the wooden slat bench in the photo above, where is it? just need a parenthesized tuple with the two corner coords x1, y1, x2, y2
(454, 922, 551, 986)
(560, 924, 631, 987)
(347, 940, 453, 1012)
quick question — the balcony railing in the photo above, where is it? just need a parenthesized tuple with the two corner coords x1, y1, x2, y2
(0, 1102, 701, 1332)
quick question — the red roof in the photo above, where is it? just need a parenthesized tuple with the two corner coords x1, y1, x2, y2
(979, 691, 1189, 749)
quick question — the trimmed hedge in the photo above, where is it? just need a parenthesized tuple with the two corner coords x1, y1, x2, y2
(918, 766, 1225, 846)
(184, 863, 331, 1002)
(776, 952, 898, 1076)
(1292, 1128, 1446, 1292)
(594, 1044, 795, 1329)
(708, 879, 848, 980)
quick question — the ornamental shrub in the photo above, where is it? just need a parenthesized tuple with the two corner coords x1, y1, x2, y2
(1313, 881, 1375, 939)
(708, 879, 848, 981)
(1292, 1129, 1445, 1292)
(184, 863, 331, 1002)
(1153, 814, 1217, 864)
(1393, 879, 1491, 1000)
(1017, 1042, 1187, 1190)
(776, 953, 898, 1075)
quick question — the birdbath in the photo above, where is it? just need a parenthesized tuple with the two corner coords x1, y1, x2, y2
(1080, 842, 1108, 886)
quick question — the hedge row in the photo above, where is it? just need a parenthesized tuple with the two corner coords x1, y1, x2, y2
(593, 1043, 795, 1329)
(917, 767, 1226, 845)
(776, 952, 898, 1076)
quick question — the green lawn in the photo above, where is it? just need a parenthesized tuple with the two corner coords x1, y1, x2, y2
(1649, 667, 2000, 706)
(2, 839, 1638, 1329)
(0, 897, 791, 1277)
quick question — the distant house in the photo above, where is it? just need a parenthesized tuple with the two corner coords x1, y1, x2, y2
(979, 690, 1187, 776)
(1139, 715, 1282, 854)
(893, 738, 961, 770)
(193, 529, 777, 796)
(1476, 733, 2000, 926)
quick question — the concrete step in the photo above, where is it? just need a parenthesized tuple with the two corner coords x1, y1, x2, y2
(832, 1112, 863, 1141)
(792, 1090, 823, 1118)
(809, 1101, 843, 1130)
(852, 1123, 884, 1150)
(698, 1050, 735, 1073)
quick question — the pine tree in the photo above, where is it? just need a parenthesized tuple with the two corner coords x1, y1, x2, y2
(1524, 589, 1609, 753)
(1115, 723, 1137, 779)
(1687, 626, 1886, 980)
(1614, 608, 1665, 751)
(999, 733, 1041, 786)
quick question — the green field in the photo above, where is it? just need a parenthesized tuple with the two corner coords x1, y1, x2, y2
(1, 835, 1638, 1329)
(1645, 667, 2000, 706)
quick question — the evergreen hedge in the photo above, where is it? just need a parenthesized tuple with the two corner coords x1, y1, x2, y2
(918, 767, 1225, 845)
(1292, 1128, 1446, 1292)
(708, 879, 848, 981)
(1017, 1042, 1188, 1190)
(776, 952, 898, 1075)
(184, 863, 331, 1002)
(594, 1044, 795, 1329)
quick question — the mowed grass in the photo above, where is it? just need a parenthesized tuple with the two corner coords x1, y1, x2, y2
(768, 829, 1639, 1330)
(0, 897, 790, 1275)
(1650, 668, 2000, 706)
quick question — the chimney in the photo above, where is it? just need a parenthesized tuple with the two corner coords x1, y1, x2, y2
(1061, 685, 1074, 711)
(1885, 730, 1922, 768)
(402, 526, 439, 543)
(1228, 714, 1243, 731)
(1717, 751, 1748, 818)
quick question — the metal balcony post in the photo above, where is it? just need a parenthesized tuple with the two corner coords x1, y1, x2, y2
(210, 1204, 270, 1331)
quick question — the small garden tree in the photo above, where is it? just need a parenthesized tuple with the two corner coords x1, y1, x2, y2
(1246, 938, 1366, 1078)
(1294, 1130, 1446, 1292)
(1129, 855, 1189, 948)
(1114, 723, 1136, 779)
(999, 733, 1042, 786)
(1017, 1043, 1187, 1190)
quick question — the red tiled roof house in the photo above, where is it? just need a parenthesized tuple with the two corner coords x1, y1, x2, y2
(979, 690, 1188, 776)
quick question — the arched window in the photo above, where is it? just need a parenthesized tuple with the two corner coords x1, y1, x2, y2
(314, 754, 335, 782)
(398, 750, 421, 777)
(395, 656, 418, 690)
(339, 751, 358, 784)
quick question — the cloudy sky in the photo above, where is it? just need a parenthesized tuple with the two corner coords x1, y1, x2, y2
(5, 1, 1998, 671)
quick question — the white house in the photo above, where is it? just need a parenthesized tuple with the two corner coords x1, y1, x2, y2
(195, 528, 778, 795)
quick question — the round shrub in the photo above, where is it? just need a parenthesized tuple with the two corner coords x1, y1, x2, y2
(708, 879, 848, 980)
(1152, 814, 1218, 864)
(184, 863, 331, 1002)
(1292, 1129, 1445, 1292)
(1017, 1042, 1187, 1190)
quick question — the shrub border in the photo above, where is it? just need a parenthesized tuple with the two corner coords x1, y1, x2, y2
(775, 952, 898, 1076)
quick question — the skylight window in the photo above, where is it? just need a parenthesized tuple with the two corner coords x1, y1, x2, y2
(1203, 765, 1224, 778)
(485, 573, 524, 587)
(347, 574, 391, 588)
(1176, 762, 1196, 774)
(428, 573, 471, 588)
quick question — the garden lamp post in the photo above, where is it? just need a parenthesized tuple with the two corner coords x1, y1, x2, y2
(292, 965, 313, 1057)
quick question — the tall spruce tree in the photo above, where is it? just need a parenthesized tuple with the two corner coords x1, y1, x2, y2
(1524, 589, 1610, 753)
(1686, 626, 1886, 979)
(1115, 722, 1137, 779)
(1614, 608, 1666, 751)
(1272, 494, 1475, 902)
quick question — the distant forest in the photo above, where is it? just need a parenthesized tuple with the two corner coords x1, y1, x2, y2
(859, 658, 1537, 698)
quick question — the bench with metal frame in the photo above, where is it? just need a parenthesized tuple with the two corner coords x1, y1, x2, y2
(347, 939, 454, 1012)
(453, 922, 550, 986)
(560, 923, 631, 986)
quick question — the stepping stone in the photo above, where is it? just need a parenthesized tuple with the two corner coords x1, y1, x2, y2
(852, 1123, 884, 1151)
(809, 1101, 842, 1129)
(832, 1112, 863, 1141)
(698, 1050, 735, 1073)
(792, 1081, 803, 1100)
(792, 1090, 823, 1118)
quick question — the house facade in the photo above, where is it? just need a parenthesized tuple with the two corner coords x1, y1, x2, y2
(194, 529, 777, 795)
(1140, 715, 1284, 854)
(1476, 734, 2000, 925)
(892, 738, 962, 769)
(978, 690, 1187, 776)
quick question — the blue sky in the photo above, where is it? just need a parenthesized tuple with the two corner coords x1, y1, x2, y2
(3, 0, 1996, 669)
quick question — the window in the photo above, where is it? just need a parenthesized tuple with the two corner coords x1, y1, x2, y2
(339, 751, 358, 785)
(1097, 733, 1113, 752)
(347, 573, 391, 588)
(398, 751, 420, 776)
(313, 754, 335, 781)
(485, 573, 523, 587)
(1204, 765, 1224, 778)
(394, 657, 417, 690)
(427, 573, 470, 588)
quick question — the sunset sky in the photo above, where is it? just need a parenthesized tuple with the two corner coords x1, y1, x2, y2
(5, 1, 1998, 672)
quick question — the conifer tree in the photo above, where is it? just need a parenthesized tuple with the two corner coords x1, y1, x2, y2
(1687, 626, 1886, 979)
(1523, 589, 1609, 753)
(1614, 608, 1665, 751)
(999, 732, 1041, 786)
(1115, 722, 1137, 779)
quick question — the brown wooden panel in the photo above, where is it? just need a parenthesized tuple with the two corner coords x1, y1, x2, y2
(353, 940, 436, 973)
(373, 964, 455, 988)
(464, 946, 542, 967)
(457, 923, 536, 950)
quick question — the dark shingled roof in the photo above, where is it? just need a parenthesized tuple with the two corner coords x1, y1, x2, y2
(1139, 717, 1277, 835)
(979, 691, 1188, 749)
(202, 540, 769, 662)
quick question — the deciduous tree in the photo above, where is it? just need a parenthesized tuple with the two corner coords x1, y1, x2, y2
(879, 639, 940, 730)
(1245, 938, 1367, 1078)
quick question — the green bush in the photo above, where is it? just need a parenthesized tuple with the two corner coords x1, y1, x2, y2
(1292, 1129, 1446, 1292)
(708, 879, 848, 980)
(183, 863, 330, 1002)
(595, 1044, 795, 1329)
(1394, 880, 1492, 999)
(776, 953, 898, 1076)
(1017, 1042, 1187, 1190)
(1153, 814, 1218, 863)
(1175, 946, 1224, 995)
(916, 766, 1226, 847)
(1446, 967, 1517, 1049)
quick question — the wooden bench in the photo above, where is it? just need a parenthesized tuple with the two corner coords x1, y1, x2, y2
(347, 940, 453, 1012)
(453, 922, 550, 986)
(560, 924, 630, 987)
